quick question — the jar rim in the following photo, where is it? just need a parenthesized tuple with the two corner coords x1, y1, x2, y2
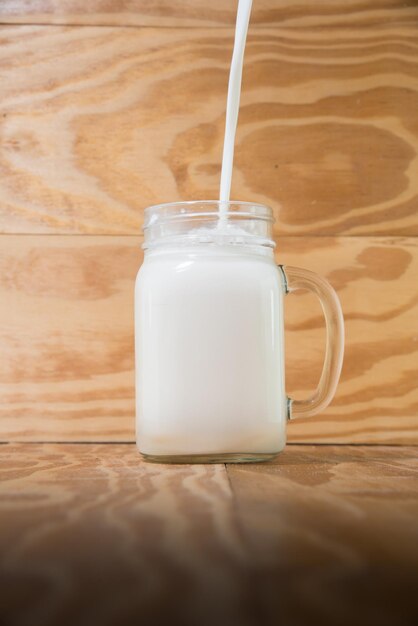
(142, 200, 275, 251)
(143, 200, 274, 229)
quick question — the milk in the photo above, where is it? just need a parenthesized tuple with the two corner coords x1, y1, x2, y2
(219, 0, 253, 209)
(136, 244, 287, 457)
(135, 0, 285, 459)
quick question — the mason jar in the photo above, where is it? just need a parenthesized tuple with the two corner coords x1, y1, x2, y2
(135, 201, 344, 463)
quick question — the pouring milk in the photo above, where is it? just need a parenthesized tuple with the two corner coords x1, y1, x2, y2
(135, 0, 345, 462)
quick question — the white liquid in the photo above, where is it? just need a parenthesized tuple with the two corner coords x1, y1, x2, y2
(136, 1, 280, 458)
(219, 0, 253, 208)
(135, 246, 287, 456)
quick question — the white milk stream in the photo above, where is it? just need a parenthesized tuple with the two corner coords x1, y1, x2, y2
(219, 0, 253, 210)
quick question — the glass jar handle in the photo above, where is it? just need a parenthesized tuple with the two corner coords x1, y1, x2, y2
(279, 265, 344, 419)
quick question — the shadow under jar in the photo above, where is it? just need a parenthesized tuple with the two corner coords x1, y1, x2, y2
(135, 201, 344, 463)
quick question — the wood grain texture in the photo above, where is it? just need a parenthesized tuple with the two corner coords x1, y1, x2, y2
(0, 443, 417, 626)
(0, 0, 417, 27)
(1, 23, 418, 235)
(0, 235, 416, 443)
(282, 236, 418, 443)
(0, 443, 251, 626)
(0, 236, 140, 441)
(227, 444, 418, 626)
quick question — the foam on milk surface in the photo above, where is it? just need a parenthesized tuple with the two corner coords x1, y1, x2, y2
(181, 222, 254, 244)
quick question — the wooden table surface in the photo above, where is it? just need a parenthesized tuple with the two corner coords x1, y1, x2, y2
(1, 443, 417, 626)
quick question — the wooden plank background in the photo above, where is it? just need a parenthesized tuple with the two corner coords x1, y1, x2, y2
(0, 235, 416, 443)
(0, 0, 417, 443)
(1, 23, 418, 235)
(1, 0, 417, 27)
